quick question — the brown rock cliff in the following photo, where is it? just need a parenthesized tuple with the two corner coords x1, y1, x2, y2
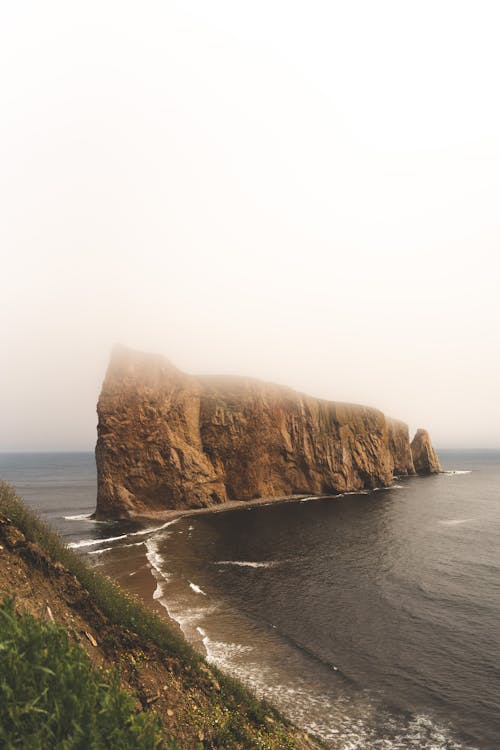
(386, 418, 416, 476)
(95, 347, 439, 519)
(411, 428, 442, 475)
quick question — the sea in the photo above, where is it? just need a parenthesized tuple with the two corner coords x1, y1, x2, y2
(1, 450, 499, 750)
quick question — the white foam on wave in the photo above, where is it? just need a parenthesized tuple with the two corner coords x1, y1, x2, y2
(189, 581, 207, 596)
(153, 579, 169, 600)
(88, 546, 113, 555)
(177, 606, 214, 626)
(68, 534, 128, 549)
(164, 604, 218, 640)
(130, 519, 178, 537)
(167, 575, 475, 750)
(439, 518, 475, 526)
(63, 513, 106, 522)
(135, 517, 477, 750)
(70, 518, 178, 552)
(205, 651, 473, 750)
(145, 534, 172, 605)
(445, 470, 472, 475)
(215, 560, 275, 568)
(199, 633, 254, 668)
(145, 536, 168, 577)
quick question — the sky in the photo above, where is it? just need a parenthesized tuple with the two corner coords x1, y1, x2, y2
(1, 0, 499, 450)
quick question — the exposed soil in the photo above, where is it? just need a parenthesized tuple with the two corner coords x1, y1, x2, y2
(0, 513, 323, 750)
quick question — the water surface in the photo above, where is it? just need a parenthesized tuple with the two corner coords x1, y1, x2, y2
(1, 450, 499, 749)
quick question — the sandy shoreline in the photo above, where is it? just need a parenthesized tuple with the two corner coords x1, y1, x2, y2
(130, 492, 318, 525)
(100, 488, 369, 642)
(93, 493, 324, 646)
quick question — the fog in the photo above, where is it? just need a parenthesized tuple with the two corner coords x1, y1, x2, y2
(1, 1, 499, 450)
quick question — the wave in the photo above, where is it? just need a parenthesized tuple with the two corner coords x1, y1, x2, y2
(139, 525, 473, 750)
(145, 537, 168, 579)
(194, 623, 472, 749)
(143, 531, 218, 640)
(165, 604, 218, 639)
(189, 581, 207, 596)
(196, 628, 254, 668)
(88, 546, 113, 555)
(439, 518, 475, 526)
(63, 513, 108, 523)
(69, 518, 178, 552)
(129, 519, 178, 537)
(68, 534, 128, 549)
(145, 535, 173, 607)
(215, 560, 275, 568)
(152, 579, 169, 601)
(444, 470, 472, 475)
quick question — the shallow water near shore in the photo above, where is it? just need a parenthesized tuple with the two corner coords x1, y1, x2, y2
(1, 450, 500, 749)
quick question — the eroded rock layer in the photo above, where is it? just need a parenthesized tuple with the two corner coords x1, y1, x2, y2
(95, 347, 439, 519)
(411, 428, 442, 475)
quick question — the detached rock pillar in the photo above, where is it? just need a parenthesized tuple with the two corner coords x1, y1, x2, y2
(411, 429, 441, 474)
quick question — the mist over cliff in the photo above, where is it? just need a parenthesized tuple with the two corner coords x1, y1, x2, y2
(95, 347, 440, 519)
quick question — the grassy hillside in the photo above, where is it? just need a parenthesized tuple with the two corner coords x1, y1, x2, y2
(0, 597, 163, 749)
(0, 482, 323, 750)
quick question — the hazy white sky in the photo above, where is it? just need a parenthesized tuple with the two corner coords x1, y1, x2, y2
(1, 0, 499, 450)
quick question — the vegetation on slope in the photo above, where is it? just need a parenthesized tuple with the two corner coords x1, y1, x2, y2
(0, 481, 195, 665)
(0, 482, 322, 749)
(0, 597, 162, 749)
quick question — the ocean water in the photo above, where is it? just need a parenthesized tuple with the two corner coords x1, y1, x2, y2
(1, 450, 499, 749)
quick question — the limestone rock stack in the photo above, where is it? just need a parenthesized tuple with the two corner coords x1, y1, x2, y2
(95, 346, 440, 519)
(411, 428, 442, 475)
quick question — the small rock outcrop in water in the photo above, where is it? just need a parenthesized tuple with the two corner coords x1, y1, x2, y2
(95, 346, 440, 519)
(411, 428, 442, 475)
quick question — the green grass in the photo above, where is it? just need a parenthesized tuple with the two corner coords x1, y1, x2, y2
(0, 481, 196, 666)
(0, 597, 163, 749)
(0, 482, 286, 729)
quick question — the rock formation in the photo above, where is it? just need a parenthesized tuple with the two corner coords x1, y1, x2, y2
(95, 346, 440, 519)
(411, 428, 442, 475)
(386, 418, 415, 476)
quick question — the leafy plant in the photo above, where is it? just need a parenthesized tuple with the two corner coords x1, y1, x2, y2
(0, 483, 310, 750)
(0, 597, 162, 749)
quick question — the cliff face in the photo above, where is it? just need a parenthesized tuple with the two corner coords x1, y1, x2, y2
(95, 347, 438, 519)
(411, 428, 442, 475)
(95, 349, 225, 517)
